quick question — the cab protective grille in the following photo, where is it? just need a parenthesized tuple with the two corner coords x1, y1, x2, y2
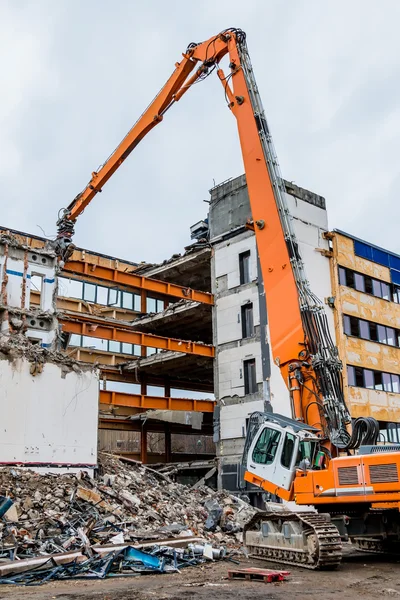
(369, 463, 398, 483)
(338, 466, 359, 486)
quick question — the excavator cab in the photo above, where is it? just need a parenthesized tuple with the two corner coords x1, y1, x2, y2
(244, 413, 322, 492)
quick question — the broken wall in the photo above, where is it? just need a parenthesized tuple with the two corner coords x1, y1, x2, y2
(0, 358, 98, 471)
(0, 233, 99, 472)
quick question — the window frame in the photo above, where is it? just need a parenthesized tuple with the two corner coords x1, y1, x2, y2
(244, 358, 257, 394)
(241, 303, 254, 339)
(252, 426, 282, 465)
(239, 250, 251, 285)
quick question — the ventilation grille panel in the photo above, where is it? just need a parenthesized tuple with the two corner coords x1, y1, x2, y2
(338, 466, 359, 486)
(369, 463, 398, 484)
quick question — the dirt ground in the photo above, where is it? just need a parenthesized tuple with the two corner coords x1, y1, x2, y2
(1, 547, 400, 600)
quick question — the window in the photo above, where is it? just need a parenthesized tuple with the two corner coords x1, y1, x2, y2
(244, 358, 257, 394)
(374, 371, 383, 391)
(359, 320, 370, 340)
(392, 374, 400, 393)
(146, 297, 164, 313)
(57, 277, 83, 299)
(343, 316, 400, 348)
(96, 286, 109, 305)
(347, 365, 400, 394)
(383, 372, 392, 392)
(69, 334, 82, 347)
(30, 274, 44, 308)
(108, 340, 121, 353)
(338, 267, 347, 286)
(364, 275, 373, 295)
(252, 427, 281, 465)
(364, 369, 374, 389)
(296, 440, 317, 467)
(82, 336, 107, 351)
(108, 288, 120, 306)
(377, 324, 387, 344)
(239, 251, 251, 285)
(355, 366, 364, 387)
(121, 343, 133, 354)
(354, 273, 365, 292)
(122, 292, 134, 310)
(386, 327, 396, 346)
(281, 433, 296, 469)
(339, 267, 396, 303)
(347, 365, 355, 386)
(241, 303, 254, 338)
(343, 315, 360, 337)
(83, 283, 96, 302)
(381, 282, 390, 301)
(372, 279, 382, 298)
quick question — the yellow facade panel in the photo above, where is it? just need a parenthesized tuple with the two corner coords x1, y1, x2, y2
(347, 386, 400, 422)
(335, 234, 391, 282)
(339, 286, 400, 328)
(345, 336, 400, 373)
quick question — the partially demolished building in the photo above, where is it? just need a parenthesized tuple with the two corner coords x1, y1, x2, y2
(2, 174, 400, 492)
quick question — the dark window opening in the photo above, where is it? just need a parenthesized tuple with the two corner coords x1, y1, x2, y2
(364, 275, 373, 295)
(244, 358, 257, 394)
(239, 251, 251, 285)
(374, 371, 383, 391)
(241, 303, 254, 338)
(281, 432, 296, 469)
(355, 366, 364, 387)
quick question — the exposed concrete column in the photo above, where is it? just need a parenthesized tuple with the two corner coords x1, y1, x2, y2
(140, 424, 148, 463)
(165, 426, 172, 463)
(164, 376, 171, 397)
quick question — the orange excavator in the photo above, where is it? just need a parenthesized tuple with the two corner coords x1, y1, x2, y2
(55, 29, 400, 569)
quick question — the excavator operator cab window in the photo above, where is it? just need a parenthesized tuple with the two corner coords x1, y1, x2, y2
(281, 432, 296, 469)
(252, 426, 281, 465)
(296, 440, 317, 469)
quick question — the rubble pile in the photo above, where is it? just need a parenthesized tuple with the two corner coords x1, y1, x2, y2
(0, 453, 256, 562)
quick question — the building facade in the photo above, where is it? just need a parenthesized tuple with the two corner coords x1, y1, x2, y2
(208, 175, 334, 495)
(328, 230, 400, 439)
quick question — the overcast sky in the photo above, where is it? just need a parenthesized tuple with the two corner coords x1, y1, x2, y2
(2, 1, 400, 264)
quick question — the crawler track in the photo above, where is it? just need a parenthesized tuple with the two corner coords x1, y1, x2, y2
(244, 511, 342, 570)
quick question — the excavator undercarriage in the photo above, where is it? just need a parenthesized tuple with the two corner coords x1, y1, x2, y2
(244, 506, 400, 569)
(244, 511, 342, 570)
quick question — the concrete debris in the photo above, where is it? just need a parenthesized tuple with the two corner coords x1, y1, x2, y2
(0, 452, 256, 585)
(0, 331, 93, 373)
(0, 542, 227, 585)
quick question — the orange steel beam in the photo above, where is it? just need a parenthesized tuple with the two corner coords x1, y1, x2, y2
(62, 261, 213, 305)
(60, 315, 215, 357)
(100, 390, 215, 412)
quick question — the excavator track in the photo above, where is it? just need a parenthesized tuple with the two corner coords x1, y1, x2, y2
(244, 511, 342, 570)
(352, 538, 400, 555)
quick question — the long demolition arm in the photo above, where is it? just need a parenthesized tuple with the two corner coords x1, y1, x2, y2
(57, 29, 364, 450)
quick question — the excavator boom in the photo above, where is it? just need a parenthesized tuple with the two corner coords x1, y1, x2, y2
(54, 29, 400, 570)
(56, 28, 354, 450)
